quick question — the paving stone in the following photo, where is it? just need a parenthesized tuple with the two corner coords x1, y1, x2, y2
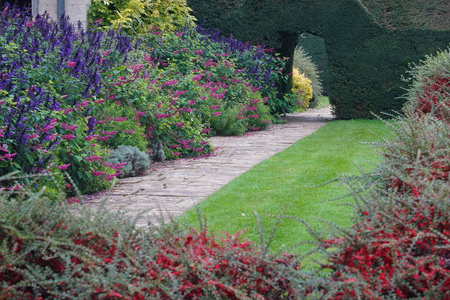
(95, 107, 333, 226)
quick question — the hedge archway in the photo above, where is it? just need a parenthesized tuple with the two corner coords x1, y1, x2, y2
(188, 0, 450, 119)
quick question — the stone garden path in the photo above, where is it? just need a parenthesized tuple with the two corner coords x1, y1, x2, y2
(101, 106, 334, 226)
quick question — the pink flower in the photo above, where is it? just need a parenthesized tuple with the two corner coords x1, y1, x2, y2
(57, 164, 71, 170)
(92, 170, 106, 176)
(211, 112, 222, 116)
(85, 135, 99, 141)
(94, 19, 103, 24)
(61, 134, 76, 141)
(172, 152, 181, 157)
(194, 50, 204, 55)
(1, 153, 16, 161)
(63, 108, 73, 114)
(84, 155, 103, 162)
(210, 105, 221, 110)
(67, 61, 76, 67)
(60, 123, 78, 131)
(67, 198, 80, 204)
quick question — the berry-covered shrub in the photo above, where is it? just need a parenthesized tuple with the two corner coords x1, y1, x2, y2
(403, 47, 450, 124)
(291, 68, 313, 111)
(0, 177, 309, 299)
(107, 145, 150, 178)
(313, 49, 450, 299)
(318, 116, 450, 299)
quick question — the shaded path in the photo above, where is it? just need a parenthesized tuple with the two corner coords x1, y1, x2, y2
(102, 107, 333, 226)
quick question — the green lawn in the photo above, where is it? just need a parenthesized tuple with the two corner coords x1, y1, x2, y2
(180, 120, 390, 264)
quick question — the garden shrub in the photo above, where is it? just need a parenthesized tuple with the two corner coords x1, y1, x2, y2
(291, 68, 313, 111)
(293, 46, 323, 107)
(310, 49, 450, 299)
(0, 175, 312, 299)
(0, 4, 284, 196)
(88, 0, 195, 34)
(403, 46, 450, 124)
(0, 6, 136, 195)
(107, 145, 150, 178)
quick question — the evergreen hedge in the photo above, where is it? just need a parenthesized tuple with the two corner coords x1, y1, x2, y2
(187, 0, 450, 119)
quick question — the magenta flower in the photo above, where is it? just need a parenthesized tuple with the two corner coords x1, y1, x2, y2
(92, 170, 106, 176)
(60, 123, 78, 131)
(85, 135, 99, 141)
(210, 105, 221, 110)
(61, 134, 76, 141)
(211, 112, 222, 116)
(1, 153, 16, 161)
(67, 61, 76, 67)
(57, 164, 71, 170)
(84, 155, 103, 162)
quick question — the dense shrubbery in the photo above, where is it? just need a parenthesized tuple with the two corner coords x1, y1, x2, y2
(291, 68, 313, 111)
(88, 0, 195, 34)
(312, 48, 450, 299)
(0, 7, 135, 196)
(0, 5, 286, 196)
(0, 180, 311, 299)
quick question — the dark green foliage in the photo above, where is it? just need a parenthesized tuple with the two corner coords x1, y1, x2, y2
(107, 145, 150, 178)
(188, 0, 450, 119)
(360, 0, 450, 31)
(297, 33, 330, 96)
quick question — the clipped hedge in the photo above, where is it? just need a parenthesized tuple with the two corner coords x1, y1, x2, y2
(188, 0, 450, 119)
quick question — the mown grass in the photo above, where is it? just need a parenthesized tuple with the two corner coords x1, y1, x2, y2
(180, 119, 391, 266)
